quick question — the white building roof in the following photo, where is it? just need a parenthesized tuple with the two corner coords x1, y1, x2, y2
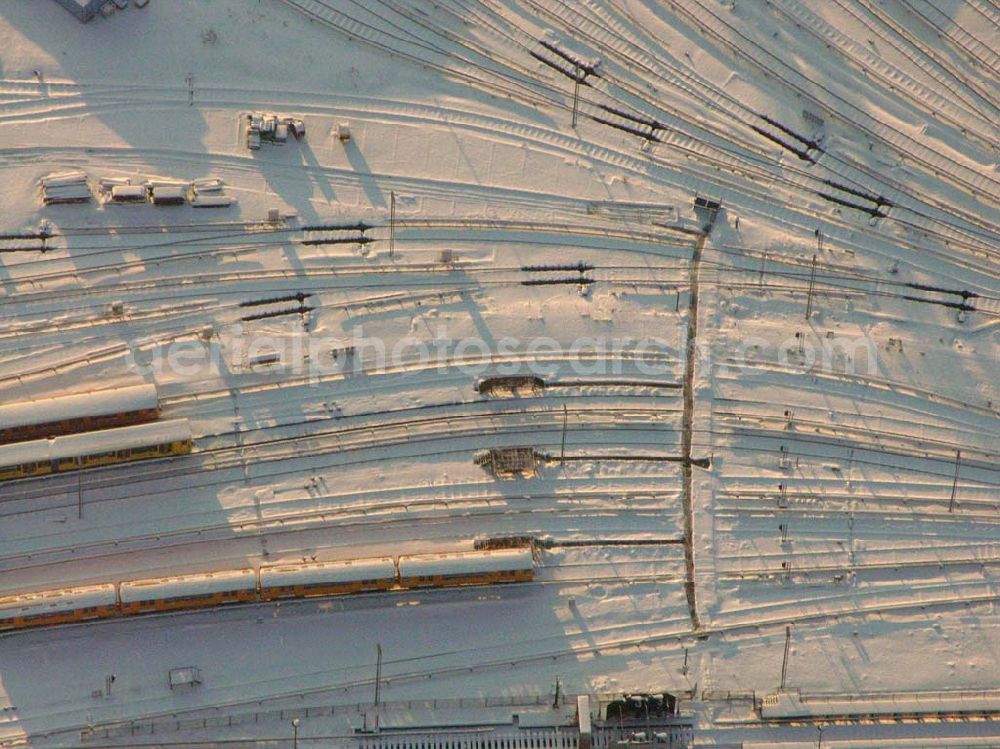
(110, 185, 147, 200)
(0, 384, 158, 431)
(120, 569, 256, 604)
(151, 185, 187, 200)
(398, 549, 533, 578)
(260, 557, 397, 588)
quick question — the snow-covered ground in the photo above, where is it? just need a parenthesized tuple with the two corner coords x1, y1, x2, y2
(0, 0, 998, 746)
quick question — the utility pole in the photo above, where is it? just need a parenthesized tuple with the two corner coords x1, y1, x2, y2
(682, 647, 689, 675)
(560, 404, 568, 465)
(571, 65, 581, 128)
(644, 698, 651, 742)
(948, 449, 962, 512)
(804, 254, 818, 320)
(388, 192, 396, 259)
(374, 643, 382, 707)
(553, 676, 561, 708)
(780, 626, 791, 690)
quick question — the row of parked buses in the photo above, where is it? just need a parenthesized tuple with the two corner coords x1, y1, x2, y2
(0, 548, 535, 632)
(0, 384, 193, 482)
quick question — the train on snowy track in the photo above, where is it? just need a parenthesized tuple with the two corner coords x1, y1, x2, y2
(0, 548, 534, 632)
(0, 419, 192, 482)
(0, 384, 160, 445)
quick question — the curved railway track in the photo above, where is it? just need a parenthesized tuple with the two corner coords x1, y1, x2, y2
(21, 580, 1000, 746)
(0, 401, 685, 505)
(0, 488, 682, 573)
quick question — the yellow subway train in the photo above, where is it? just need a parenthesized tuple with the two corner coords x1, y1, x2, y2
(0, 419, 192, 482)
(0, 549, 535, 632)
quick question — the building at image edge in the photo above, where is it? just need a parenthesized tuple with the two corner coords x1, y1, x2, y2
(51, 0, 105, 23)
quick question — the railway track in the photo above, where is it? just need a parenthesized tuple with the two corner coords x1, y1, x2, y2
(5, 96, 992, 280)
(515, 0, 1000, 260)
(22, 578, 1000, 746)
(3, 1, 996, 270)
(0, 401, 685, 506)
(715, 358, 999, 421)
(662, 0, 1000, 205)
(767, 0, 997, 142)
(715, 408, 996, 464)
(6, 390, 684, 484)
(0, 493, 682, 578)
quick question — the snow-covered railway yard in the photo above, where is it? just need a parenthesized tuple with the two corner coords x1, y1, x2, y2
(0, 0, 998, 747)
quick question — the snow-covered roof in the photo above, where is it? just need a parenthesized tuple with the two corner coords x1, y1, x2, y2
(151, 185, 187, 200)
(50, 419, 191, 460)
(0, 384, 158, 431)
(398, 549, 534, 578)
(0, 584, 117, 620)
(109, 185, 148, 201)
(120, 569, 256, 603)
(0, 439, 51, 468)
(0, 419, 191, 471)
(260, 557, 397, 588)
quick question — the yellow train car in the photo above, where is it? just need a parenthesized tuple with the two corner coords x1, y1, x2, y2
(119, 569, 258, 615)
(0, 584, 119, 631)
(397, 549, 535, 589)
(259, 557, 398, 600)
(53, 420, 192, 472)
(0, 439, 53, 481)
(0, 546, 536, 634)
(0, 419, 192, 482)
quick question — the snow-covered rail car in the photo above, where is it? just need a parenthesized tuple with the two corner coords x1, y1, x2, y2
(119, 569, 257, 615)
(398, 548, 534, 589)
(760, 689, 1000, 722)
(0, 439, 53, 482)
(0, 584, 118, 631)
(259, 557, 398, 600)
(0, 383, 160, 444)
(0, 419, 192, 482)
(108, 184, 148, 203)
(50, 419, 192, 473)
(150, 185, 188, 205)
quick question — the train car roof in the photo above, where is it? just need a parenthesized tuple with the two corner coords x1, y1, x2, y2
(0, 584, 118, 620)
(0, 438, 52, 469)
(398, 548, 534, 577)
(50, 419, 191, 461)
(120, 568, 256, 603)
(260, 557, 397, 588)
(0, 384, 158, 431)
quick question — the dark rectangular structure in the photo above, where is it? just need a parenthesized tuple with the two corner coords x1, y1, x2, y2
(51, 0, 105, 23)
